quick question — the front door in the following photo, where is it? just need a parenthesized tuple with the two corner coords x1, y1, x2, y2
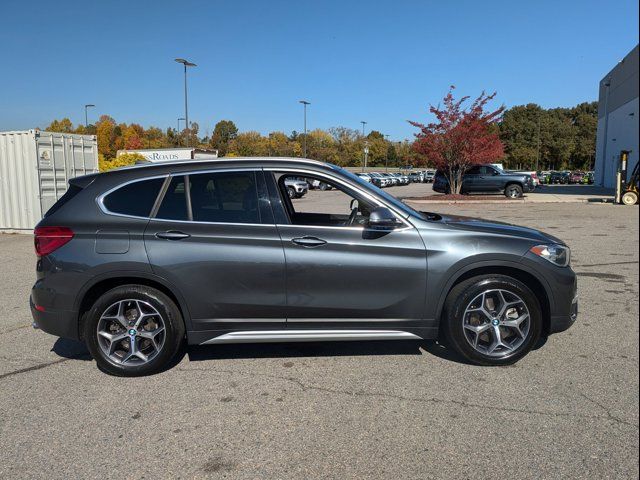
(144, 170, 286, 335)
(479, 165, 503, 191)
(266, 170, 427, 331)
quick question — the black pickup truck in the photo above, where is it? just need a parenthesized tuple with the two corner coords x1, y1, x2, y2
(433, 165, 534, 198)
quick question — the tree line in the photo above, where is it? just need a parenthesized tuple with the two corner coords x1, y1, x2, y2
(44, 99, 597, 172)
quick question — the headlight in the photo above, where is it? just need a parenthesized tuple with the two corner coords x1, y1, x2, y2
(530, 244, 571, 267)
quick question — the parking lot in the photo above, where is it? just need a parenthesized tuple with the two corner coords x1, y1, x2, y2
(0, 198, 638, 479)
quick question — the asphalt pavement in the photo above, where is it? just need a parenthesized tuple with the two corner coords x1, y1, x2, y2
(0, 199, 637, 479)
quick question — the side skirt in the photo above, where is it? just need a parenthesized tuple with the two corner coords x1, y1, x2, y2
(197, 329, 424, 345)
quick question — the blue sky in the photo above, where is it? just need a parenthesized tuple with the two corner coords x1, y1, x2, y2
(0, 0, 638, 140)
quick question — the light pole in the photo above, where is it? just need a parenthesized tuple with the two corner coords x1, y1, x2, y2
(598, 78, 612, 185)
(174, 58, 197, 146)
(177, 117, 186, 146)
(84, 104, 95, 128)
(360, 121, 367, 172)
(536, 112, 541, 172)
(384, 134, 390, 172)
(299, 100, 310, 157)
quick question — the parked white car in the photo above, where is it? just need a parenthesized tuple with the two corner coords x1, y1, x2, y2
(424, 170, 436, 183)
(356, 173, 373, 183)
(512, 171, 540, 187)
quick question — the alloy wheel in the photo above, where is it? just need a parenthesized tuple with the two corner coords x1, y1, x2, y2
(507, 187, 521, 198)
(97, 299, 166, 366)
(462, 289, 530, 358)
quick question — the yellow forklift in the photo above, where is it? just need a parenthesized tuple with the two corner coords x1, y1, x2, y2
(617, 151, 639, 205)
(621, 162, 639, 205)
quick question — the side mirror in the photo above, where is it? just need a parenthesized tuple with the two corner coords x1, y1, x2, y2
(367, 207, 402, 230)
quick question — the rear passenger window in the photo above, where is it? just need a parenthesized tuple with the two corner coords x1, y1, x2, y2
(103, 178, 164, 218)
(189, 171, 259, 223)
(156, 176, 188, 221)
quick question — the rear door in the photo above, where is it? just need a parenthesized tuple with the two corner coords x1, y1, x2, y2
(143, 169, 286, 335)
(462, 166, 482, 192)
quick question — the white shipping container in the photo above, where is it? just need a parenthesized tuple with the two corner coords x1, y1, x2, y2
(0, 129, 99, 232)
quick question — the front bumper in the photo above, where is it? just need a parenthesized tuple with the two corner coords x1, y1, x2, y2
(549, 295, 578, 333)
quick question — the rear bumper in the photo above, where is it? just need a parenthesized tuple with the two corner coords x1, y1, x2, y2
(30, 296, 79, 340)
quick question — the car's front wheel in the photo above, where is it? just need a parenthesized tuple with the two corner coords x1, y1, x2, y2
(84, 285, 185, 376)
(442, 275, 542, 366)
(505, 184, 523, 198)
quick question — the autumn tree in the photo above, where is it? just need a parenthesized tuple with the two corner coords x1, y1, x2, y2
(409, 86, 505, 194)
(95, 115, 117, 159)
(46, 118, 74, 133)
(227, 131, 268, 156)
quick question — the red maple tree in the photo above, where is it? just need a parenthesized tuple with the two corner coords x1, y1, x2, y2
(409, 86, 505, 194)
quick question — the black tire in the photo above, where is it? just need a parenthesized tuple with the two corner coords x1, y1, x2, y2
(319, 183, 328, 191)
(441, 275, 542, 366)
(505, 184, 523, 198)
(286, 187, 295, 199)
(84, 285, 185, 376)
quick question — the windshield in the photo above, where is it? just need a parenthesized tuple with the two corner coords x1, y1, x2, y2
(331, 165, 424, 219)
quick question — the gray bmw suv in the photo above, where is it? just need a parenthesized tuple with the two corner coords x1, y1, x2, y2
(31, 158, 578, 376)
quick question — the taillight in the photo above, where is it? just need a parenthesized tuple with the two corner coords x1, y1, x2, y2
(34, 226, 74, 256)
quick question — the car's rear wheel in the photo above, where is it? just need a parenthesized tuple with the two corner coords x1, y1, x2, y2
(286, 187, 296, 198)
(621, 191, 638, 205)
(442, 275, 542, 365)
(505, 184, 523, 198)
(85, 285, 185, 376)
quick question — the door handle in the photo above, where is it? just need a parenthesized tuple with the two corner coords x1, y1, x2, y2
(292, 236, 327, 248)
(155, 230, 191, 240)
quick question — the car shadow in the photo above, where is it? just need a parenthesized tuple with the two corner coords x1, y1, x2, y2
(51, 337, 92, 360)
(52, 337, 544, 369)
(187, 339, 475, 365)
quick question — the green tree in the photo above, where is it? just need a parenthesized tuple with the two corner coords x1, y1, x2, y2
(499, 104, 543, 170)
(210, 120, 239, 156)
(499, 101, 597, 171)
(569, 102, 598, 170)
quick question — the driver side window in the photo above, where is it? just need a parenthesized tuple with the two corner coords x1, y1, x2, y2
(275, 173, 375, 227)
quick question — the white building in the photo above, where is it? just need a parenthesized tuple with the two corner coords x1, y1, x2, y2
(595, 44, 639, 188)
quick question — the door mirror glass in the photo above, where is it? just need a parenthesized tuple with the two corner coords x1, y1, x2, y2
(367, 207, 402, 230)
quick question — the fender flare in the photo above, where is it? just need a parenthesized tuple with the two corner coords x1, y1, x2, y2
(433, 258, 554, 323)
(73, 270, 194, 331)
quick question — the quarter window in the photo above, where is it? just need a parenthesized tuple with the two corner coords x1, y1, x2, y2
(103, 178, 164, 218)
